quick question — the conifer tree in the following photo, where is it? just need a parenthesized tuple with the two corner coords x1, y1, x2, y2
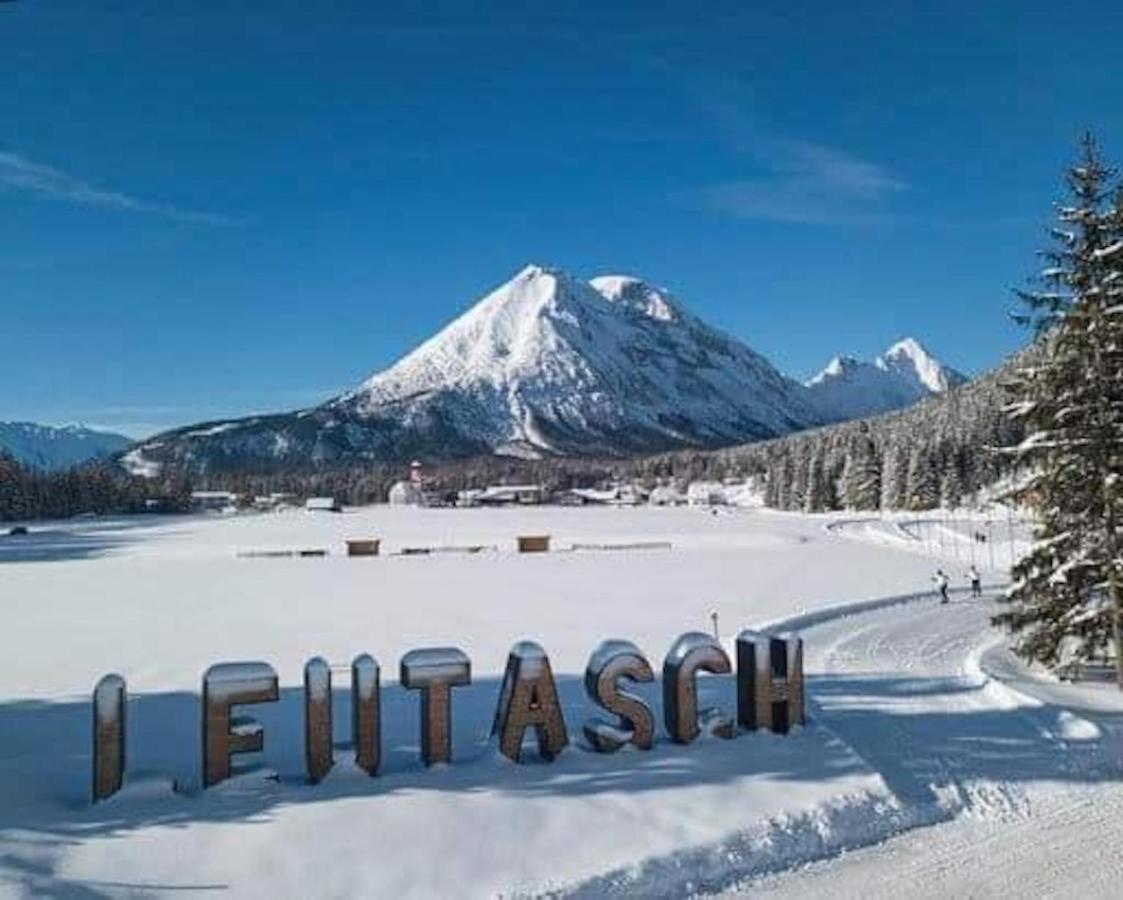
(994, 135, 1123, 683)
(791, 445, 810, 510)
(805, 449, 827, 512)
(880, 443, 909, 510)
(906, 444, 939, 510)
(940, 446, 966, 509)
(764, 456, 780, 508)
(776, 453, 794, 510)
(842, 424, 882, 510)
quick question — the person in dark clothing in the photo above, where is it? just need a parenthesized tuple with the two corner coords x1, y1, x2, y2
(968, 565, 982, 598)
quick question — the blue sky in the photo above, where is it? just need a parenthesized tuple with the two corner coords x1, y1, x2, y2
(2, 1, 1122, 437)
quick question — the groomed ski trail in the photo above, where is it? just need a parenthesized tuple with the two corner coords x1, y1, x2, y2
(740, 596, 1123, 898)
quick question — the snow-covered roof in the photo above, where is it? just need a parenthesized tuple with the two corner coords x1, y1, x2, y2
(305, 497, 339, 508)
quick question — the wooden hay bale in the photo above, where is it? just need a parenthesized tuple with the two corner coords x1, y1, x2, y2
(517, 535, 551, 554)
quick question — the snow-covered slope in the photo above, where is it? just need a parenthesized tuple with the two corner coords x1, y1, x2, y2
(806, 338, 966, 421)
(0, 421, 132, 470)
(343, 266, 821, 455)
(127, 265, 825, 472)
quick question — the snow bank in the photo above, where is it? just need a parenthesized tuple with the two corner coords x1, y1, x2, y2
(556, 787, 948, 898)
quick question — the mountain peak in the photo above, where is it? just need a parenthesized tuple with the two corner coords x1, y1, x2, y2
(589, 275, 680, 322)
(130, 263, 825, 471)
(884, 336, 930, 359)
(878, 336, 964, 393)
(805, 338, 965, 422)
(807, 355, 863, 385)
(121, 265, 970, 474)
(513, 262, 569, 283)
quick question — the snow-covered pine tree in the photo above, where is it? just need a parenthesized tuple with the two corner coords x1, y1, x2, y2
(776, 452, 794, 510)
(841, 423, 882, 510)
(805, 449, 828, 512)
(764, 455, 780, 508)
(940, 445, 966, 509)
(994, 135, 1123, 684)
(880, 441, 909, 510)
(822, 452, 841, 511)
(906, 444, 939, 510)
(790, 444, 810, 511)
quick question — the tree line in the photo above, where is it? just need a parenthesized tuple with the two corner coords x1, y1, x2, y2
(658, 347, 1029, 513)
(0, 454, 192, 522)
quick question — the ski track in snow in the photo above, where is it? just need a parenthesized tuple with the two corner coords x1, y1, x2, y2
(729, 598, 1123, 897)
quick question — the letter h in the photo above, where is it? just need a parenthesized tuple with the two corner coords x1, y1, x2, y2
(735, 631, 804, 734)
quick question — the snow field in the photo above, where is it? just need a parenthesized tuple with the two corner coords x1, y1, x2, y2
(1, 505, 1114, 897)
(0, 505, 950, 896)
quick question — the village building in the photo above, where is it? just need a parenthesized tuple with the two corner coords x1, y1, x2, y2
(686, 482, 727, 507)
(649, 484, 687, 506)
(567, 484, 644, 506)
(461, 484, 545, 507)
(190, 490, 239, 512)
(304, 496, 342, 513)
(388, 480, 424, 506)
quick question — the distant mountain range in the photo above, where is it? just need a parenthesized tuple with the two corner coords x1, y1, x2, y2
(804, 338, 967, 421)
(122, 265, 966, 474)
(0, 422, 132, 471)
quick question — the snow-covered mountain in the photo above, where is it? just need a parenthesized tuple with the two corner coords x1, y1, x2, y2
(805, 338, 967, 421)
(123, 267, 967, 475)
(126, 265, 827, 473)
(0, 422, 132, 471)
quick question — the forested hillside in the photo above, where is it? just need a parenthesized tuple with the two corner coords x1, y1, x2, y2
(649, 346, 1030, 511)
(0, 454, 191, 522)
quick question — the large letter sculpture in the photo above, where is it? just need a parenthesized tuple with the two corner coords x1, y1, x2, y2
(493, 641, 568, 762)
(351, 653, 381, 776)
(663, 632, 734, 743)
(304, 657, 333, 783)
(735, 631, 804, 733)
(92, 673, 126, 801)
(583, 640, 655, 752)
(400, 647, 471, 766)
(202, 662, 279, 787)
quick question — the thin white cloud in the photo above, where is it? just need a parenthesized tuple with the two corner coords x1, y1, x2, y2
(703, 138, 908, 225)
(0, 151, 242, 225)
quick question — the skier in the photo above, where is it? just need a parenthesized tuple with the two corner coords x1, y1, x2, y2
(934, 569, 950, 604)
(968, 565, 982, 598)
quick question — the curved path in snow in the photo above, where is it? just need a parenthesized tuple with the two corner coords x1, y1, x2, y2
(740, 594, 1123, 898)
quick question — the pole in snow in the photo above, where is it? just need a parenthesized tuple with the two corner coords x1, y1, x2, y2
(1007, 506, 1016, 573)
